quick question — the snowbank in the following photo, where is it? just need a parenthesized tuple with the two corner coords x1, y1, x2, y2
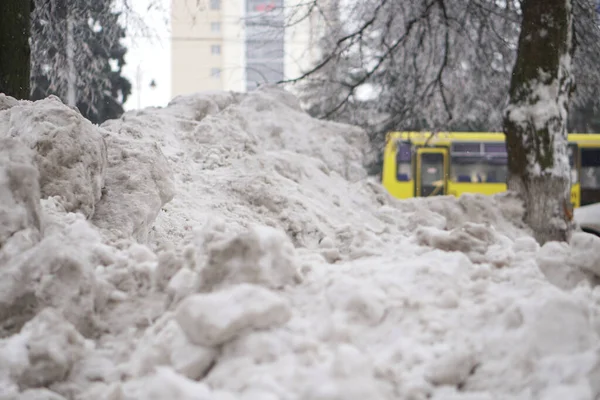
(91, 134, 175, 242)
(0, 96, 107, 218)
(0, 86, 600, 400)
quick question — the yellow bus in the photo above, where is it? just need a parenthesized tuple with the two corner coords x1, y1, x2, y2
(382, 131, 600, 208)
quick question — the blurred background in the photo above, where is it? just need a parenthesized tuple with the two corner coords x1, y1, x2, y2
(21, 0, 600, 143)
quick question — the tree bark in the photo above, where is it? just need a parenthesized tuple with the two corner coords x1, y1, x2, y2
(0, 0, 32, 99)
(503, 0, 575, 244)
(66, 14, 77, 107)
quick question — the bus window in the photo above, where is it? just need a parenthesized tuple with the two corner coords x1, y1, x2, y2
(452, 142, 481, 154)
(483, 142, 506, 154)
(451, 156, 508, 183)
(483, 142, 508, 183)
(451, 142, 484, 182)
(451, 153, 507, 183)
(581, 148, 600, 189)
(485, 156, 508, 183)
(396, 141, 412, 181)
(451, 156, 484, 182)
(568, 143, 578, 184)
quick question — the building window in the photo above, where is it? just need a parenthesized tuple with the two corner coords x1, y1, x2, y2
(210, 68, 221, 79)
(211, 22, 221, 32)
(210, 0, 220, 10)
(211, 44, 221, 55)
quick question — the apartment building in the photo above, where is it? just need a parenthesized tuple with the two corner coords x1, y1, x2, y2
(170, 0, 325, 97)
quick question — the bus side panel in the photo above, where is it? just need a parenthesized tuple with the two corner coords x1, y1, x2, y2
(385, 181, 414, 199)
(571, 183, 580, 208)
(448, 182, 580, 208)
(447, 182, 507, 198)
(382, 140, 414, 198)
(382, 141, 397, 194)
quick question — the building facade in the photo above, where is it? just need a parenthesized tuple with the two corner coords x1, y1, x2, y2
(171, 0, 324, 97)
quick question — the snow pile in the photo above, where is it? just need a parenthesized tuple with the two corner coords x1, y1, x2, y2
(1, 86, 600, 400)
(176, 283, 292, 347)
(91, 133, 175, 242)
(0, 95, 173, 346)
(0, 95, 107, 218)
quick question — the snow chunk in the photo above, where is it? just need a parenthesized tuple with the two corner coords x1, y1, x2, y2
(417, 192, 528, 236)
(175, 284, 292, 347)
(234, 86, 372, 181)
(118, 367, 213, 400)
(485, 244, 515, 268)
(318, 236, 342, 263)
(199, 225, 302, 291)
(415, 223, 498, 264)
(0, 93, 20, 111)
(326, 276, 387, 326)
(18, 389, 68, 400)
(0, 95, 107, 218)
(91, 134, 175, 242)
(521, 295, 595, 356)
(165, 90, 240, 122)
(154, 249, 185, 292)
(536, 232, 600, 289)
(65, 353, 120, 390)
(407, 209, 448, 230)
(569, 232, 600, 277)
(0, 138, 42, 259)
(537, 241, 589, 290)
(4, 309, 88, 389)
(166, 267, 198, 307)
(0, 211, 101, 337)
(513, 236, 540, 253)
(128, 316, 217, 380)
(0, 329, 30, 394)
(425, 347, 478, 387)
(300, 343, 391, 399)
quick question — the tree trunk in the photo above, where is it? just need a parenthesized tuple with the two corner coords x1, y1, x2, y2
(503, 0, 575, 244)
(66, 14, 77, 107)
(0, 0, 32, 99)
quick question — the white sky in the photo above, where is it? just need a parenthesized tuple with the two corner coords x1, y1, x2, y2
(120, 0, 172, 111)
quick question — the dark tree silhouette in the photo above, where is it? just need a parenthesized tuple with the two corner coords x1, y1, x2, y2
(0, 0, 34, 99)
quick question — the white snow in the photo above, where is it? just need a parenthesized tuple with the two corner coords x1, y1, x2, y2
(504, 76, 571, 179)
(1, 86, 600, 399)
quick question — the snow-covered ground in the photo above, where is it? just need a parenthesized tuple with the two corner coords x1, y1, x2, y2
(1, 87, 600, 400)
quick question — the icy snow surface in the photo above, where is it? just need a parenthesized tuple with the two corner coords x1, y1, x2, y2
(1, 87, 600, 400)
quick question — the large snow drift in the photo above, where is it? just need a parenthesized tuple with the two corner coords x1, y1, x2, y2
(0, 87, 600, 400)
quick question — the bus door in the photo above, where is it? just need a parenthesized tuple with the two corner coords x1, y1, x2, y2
(415, 147, 448, 197)
(579, 144, 600, 206)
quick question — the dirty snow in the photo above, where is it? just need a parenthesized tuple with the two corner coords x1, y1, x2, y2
(1, 87, 600, 400)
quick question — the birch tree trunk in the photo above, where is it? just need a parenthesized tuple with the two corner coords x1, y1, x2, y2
(0, 0, 33, 99)
(503, 0, 575, 244)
